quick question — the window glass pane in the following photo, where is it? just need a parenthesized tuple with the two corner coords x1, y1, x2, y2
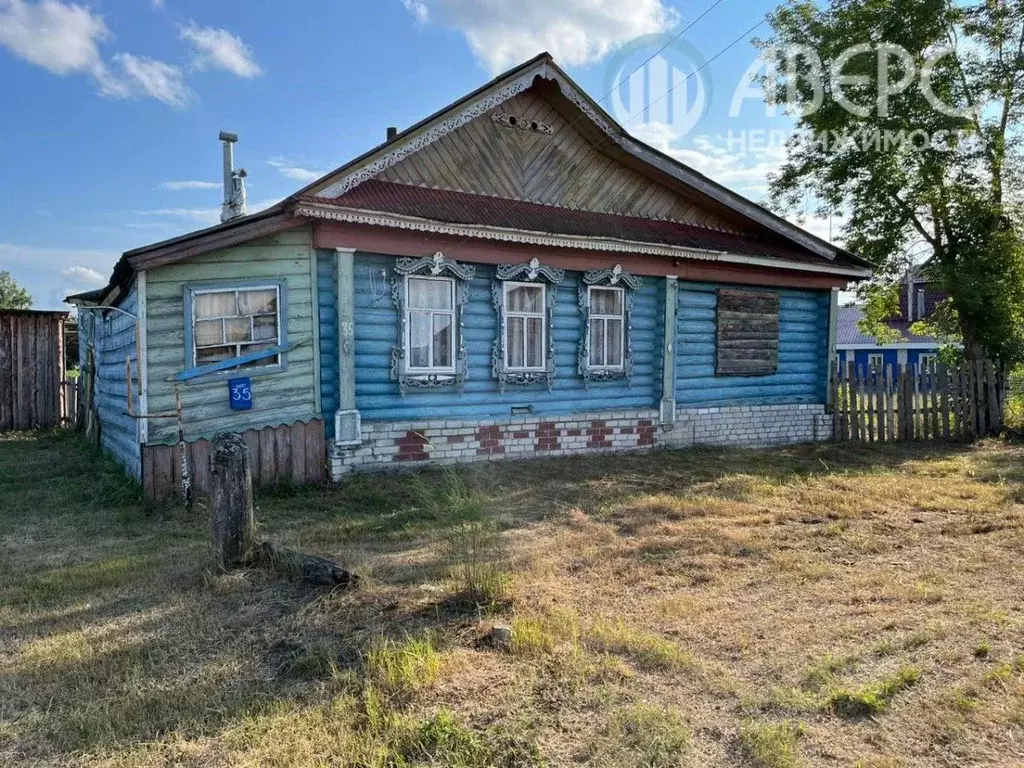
(607, 319, 623, 366)
(591, 288, 622, 316)
(196, 345, 234, 365)
(590, 319, 605, 366)
(252, 315, 278, 341)
(526, 317, 544, 368)
(225, 317, 252, 343)
(195, 319, 223, 347)
(237, 289, 277, 315)
(507, 316, 525, 367)
(239, 342, 279, 369)
(432, 313, 452, 368)
(409, 311, 431, 368)
(195, 291, 236, 319)
(409, 278, 452, 310)
(507, 284, 542, 313)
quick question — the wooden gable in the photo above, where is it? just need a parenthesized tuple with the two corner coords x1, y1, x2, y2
(376, 88, 743, 233)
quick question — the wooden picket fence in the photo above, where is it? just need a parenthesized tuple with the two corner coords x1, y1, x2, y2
(831, 360, 1005, 442)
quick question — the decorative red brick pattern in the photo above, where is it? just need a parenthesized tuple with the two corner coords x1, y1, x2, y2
(447, 434, 465, 444)
(535, 421, 561, 451)
(587, 420, 613, 449)
(394, 430, 429, 461)
(476, 424, 504, 456)
(637, 419, 656, 447)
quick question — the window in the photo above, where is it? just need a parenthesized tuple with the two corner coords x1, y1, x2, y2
(868, 353, 884, 373)
(504, 282, 546, 370)
(190, 285, 282, 369)
(587, 286, 624, 369)
(918, 353, 936, 372)
(406, 276, 455, 372)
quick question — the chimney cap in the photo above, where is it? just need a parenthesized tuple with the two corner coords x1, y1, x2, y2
(386, 126, 398, 141)
(218, 130, 238, 143)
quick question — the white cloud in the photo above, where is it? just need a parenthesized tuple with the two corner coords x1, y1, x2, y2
(179, 22, 263, 78)
(266, 158, 322, 183)
(159, 180, 220, 191)
(402, 0, 677, 74)
(60, 265, 105, 285)
(112, 53, 192, 109)
(0, 0, 110, 77)
(402, 0, 429, 23)
(151, 0, 164, 8)
(0, 0, 194, 107)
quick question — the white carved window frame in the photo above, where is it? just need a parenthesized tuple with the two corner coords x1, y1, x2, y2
(578, 265, 641, 387)
(390, 252, 474, 395)
(502, 281, 547, 372)
(491, 258, 565, 393)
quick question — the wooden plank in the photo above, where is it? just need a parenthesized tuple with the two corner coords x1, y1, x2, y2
(850, 363, 861, 442)
(985, 360, 1000, 435)
(192, 438, 211, 496)
(259, 425, 278, 486)
(0, 316, 11, 432)
(243, 429, 261, 479)
(305, 421, 326, 483)
(919, 364, 930, 440)
(290, 421, 307, 483)
(897, 364, 908, 441)
(276, 426, 292, 484)
(974, 359, 985, 437)
(865, 367, 876, 444)
(153, 445, 174, 501)
(958, 364, 970, 439)
(939, 363, 951, 440)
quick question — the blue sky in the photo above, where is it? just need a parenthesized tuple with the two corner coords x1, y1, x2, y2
(0, 0, 820, 309)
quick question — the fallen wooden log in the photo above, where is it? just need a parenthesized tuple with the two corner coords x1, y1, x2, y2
(247, 540, 359, 588)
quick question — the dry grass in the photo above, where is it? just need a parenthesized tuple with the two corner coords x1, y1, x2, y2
(2, 431, 1024, 766)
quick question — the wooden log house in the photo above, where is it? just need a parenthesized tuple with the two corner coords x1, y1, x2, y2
(67, 53, 872, 499)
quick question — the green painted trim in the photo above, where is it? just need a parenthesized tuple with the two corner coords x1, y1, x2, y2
(337, 248, 356, 411)
(660, 276, 678, 423)
(309, 250, 322, 415)
(826, 287, 839, 411)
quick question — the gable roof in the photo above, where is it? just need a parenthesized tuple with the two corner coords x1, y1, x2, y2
(72, 52, 871, 304)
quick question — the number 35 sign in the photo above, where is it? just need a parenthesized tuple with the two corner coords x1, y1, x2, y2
(228, 377, 253, 411)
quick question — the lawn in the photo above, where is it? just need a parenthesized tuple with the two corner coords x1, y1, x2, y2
(1, 432, 1023, 767)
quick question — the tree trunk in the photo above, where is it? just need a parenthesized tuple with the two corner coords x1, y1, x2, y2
(211, 432, 255, 571)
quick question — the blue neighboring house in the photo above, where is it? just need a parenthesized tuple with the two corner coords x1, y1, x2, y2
(68, 53, 873, 499)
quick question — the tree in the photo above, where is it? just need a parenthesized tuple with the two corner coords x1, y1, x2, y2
(0, 271, 31, 310)
(760, 0, 1024, 363)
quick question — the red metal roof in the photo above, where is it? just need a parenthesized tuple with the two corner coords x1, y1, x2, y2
(301, 181, 836, 266)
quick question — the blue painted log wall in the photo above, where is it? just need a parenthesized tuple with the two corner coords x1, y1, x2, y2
(317, 252, 834, 424)
(87, 280, 141, 478)
(675, 283, 830, 407)
(319, 252, 664, 422)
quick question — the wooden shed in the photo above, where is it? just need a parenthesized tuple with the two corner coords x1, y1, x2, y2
(0, 309, 69, 432)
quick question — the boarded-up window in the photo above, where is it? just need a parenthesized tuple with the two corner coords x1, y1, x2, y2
(715, 289, 780, 376)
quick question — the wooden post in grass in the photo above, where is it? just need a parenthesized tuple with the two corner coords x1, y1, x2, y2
(211, 432, 254, 571)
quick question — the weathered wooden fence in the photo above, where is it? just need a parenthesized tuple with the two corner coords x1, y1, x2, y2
(832, 361, 1005, 442)
(62, 376, 78, 427)
(0, 310, 68, 432)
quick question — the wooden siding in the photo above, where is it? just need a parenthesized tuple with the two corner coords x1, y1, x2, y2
(79, 284, 142, 478)
(677, 283, 829, 406)
(145, 227, 319, 445)
(377, 88, 743, 232)
(333, 252, 664, 422)
(142, 419, 326, 500)
(0, 312, 66, 432)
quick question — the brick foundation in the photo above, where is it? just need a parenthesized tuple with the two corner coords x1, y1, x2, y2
(330, 404, 832, 479)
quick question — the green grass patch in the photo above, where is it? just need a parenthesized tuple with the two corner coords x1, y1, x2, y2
(610, 703, 691, 767)
(829, 666, 922, 717)
(739, 719, 806, 768)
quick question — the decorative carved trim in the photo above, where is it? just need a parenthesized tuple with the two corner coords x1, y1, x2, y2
(495, 257, 566, 283)
(390, 254, 474, 395)
(295, 203, 725, 262)
(393, 251, 476, 281)
(491, 112, 554, 135)
(577, 265, 639, 388)
(319, 70, 543, 198)
(583, 263, 643, 290)
(491, 260, 563, 393)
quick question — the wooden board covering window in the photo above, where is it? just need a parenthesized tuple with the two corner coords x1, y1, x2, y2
(715, 289, 780, 376)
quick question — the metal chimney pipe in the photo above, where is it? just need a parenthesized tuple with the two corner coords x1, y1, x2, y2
(386, 126, 398, 141)
(218, 131, 244, 223)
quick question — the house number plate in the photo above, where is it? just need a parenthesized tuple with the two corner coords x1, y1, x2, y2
(229, 377, 253, 411)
